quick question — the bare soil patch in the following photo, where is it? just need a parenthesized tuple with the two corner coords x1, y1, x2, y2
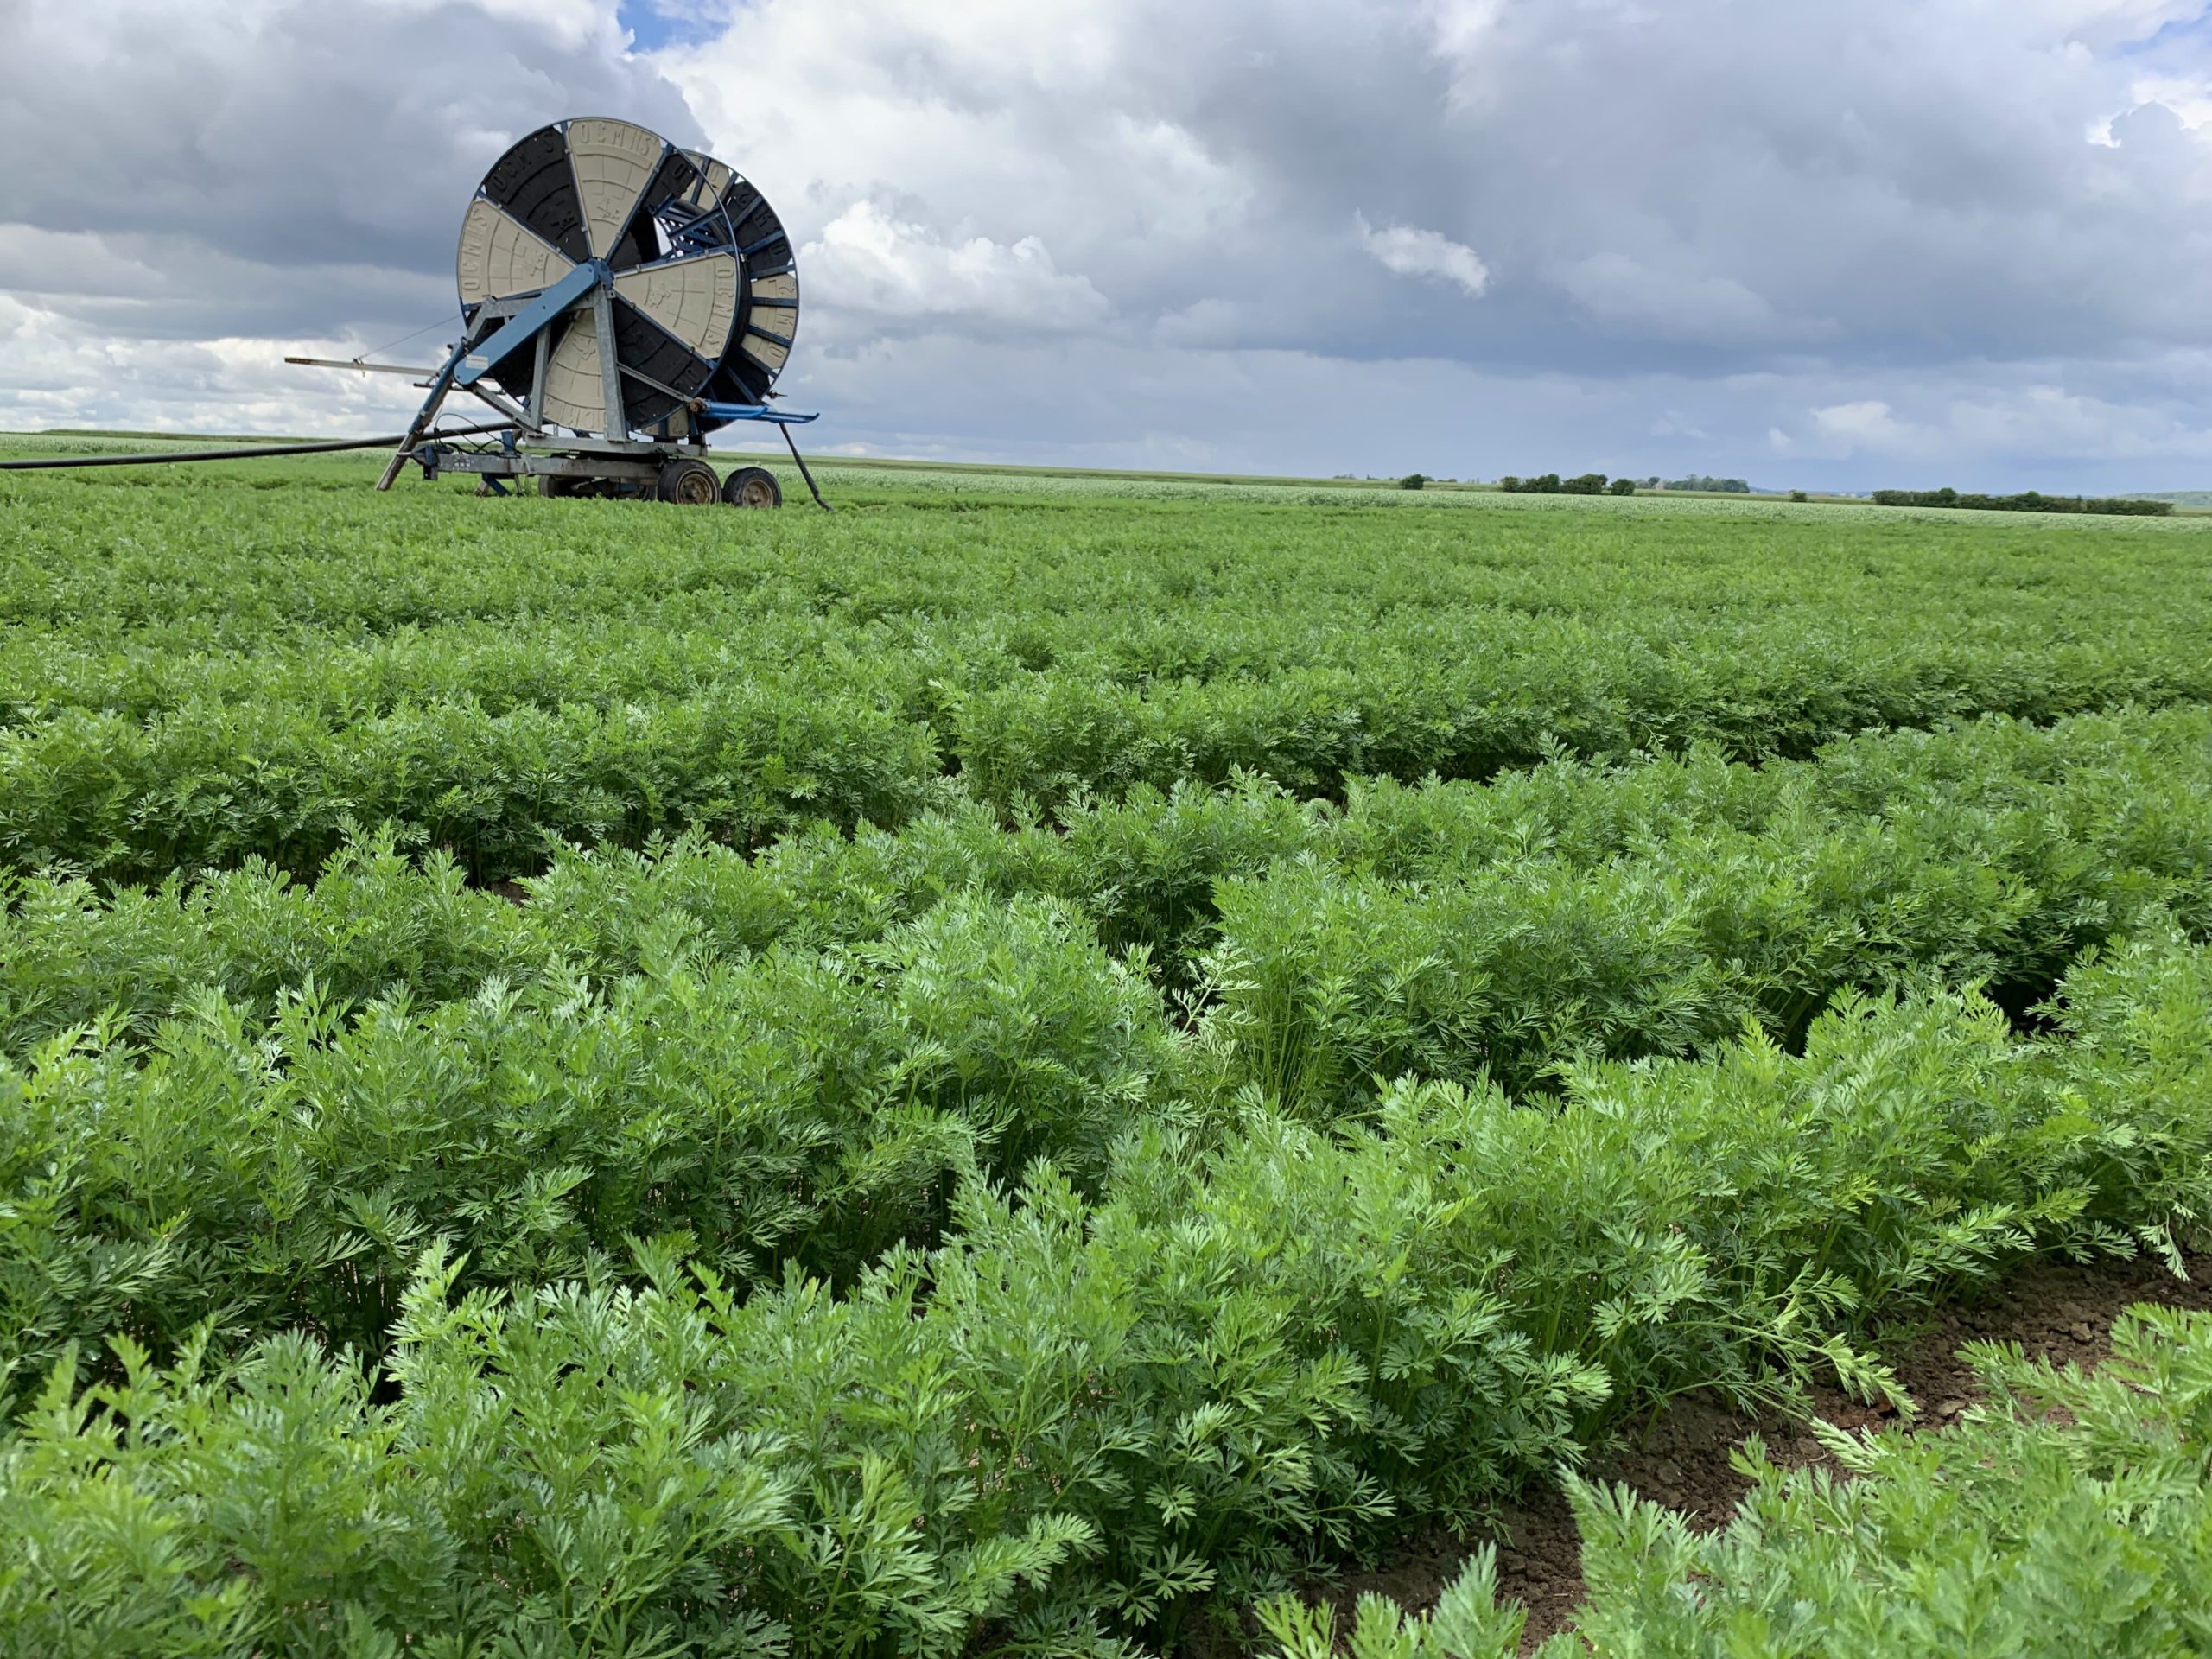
(1316, 1248, 2212, 1654)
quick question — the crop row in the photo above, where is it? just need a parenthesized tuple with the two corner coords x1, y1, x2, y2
(1, 683, 944, 882)
(8, 469, 2210, 883)
(3, 555, 2202, 728)
(1267, 1304, 2212, 1657)
(9, 467, 2202, 647)
(8, 702, 2208, 1054)
(5, 931, 2209, 1656)
(11, 643, 2210, 889)
(3, 890, 1178, 1378)
(6, 706, 2210, 1381)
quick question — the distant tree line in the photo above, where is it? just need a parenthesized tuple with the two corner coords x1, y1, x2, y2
(1499, 473, 1640, 496)
(1662, 475, 1750, 493)
(1871, 487, 2173, 517)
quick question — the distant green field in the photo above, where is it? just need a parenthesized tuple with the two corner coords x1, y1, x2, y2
(4, 446, 2212, 1654)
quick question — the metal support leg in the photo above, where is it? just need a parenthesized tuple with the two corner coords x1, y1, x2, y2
(379, 334, 474, 492)
(528, 327, 550, 429)
(780, 420, 833, 512)
(592, 286, 625, 438)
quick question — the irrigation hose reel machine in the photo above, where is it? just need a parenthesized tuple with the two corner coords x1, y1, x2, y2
(294, 117, 830, 509)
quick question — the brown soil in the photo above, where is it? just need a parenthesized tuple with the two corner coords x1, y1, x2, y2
(1320, 1248, 2212, 1654)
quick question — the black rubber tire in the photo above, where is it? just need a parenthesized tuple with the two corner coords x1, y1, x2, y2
(657, 457, 721, 505)
(722, 465, 783, 509)
(540, 474, 581, 499)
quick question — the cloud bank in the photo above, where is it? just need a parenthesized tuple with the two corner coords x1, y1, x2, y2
(3, 0, 2212, 488)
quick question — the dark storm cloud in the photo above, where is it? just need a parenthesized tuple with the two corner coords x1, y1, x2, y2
(689, 0, 2212, 371)
(0, 0, 694, 330)
(671, 0, 2212, 483)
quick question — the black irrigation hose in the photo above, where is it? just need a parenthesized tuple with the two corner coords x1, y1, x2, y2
(0, 421, 515, 471)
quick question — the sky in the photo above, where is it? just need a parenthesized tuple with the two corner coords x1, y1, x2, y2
(3, 0, 2212, 491)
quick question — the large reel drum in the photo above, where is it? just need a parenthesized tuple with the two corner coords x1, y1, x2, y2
(455, 118, 802, 438)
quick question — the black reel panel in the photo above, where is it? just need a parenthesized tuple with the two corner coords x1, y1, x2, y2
(480, 127, 589, 264)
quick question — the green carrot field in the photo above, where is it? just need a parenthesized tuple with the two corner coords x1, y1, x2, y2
(3, 443, 2211, 1655)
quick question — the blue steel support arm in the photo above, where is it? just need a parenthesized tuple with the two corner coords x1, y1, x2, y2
(698, 401, 818, 424)
(454, 263, 602, 387)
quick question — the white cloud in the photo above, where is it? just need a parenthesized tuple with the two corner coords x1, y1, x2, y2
(1786, 381, 2212, 469)
(2043, 0, 2208, 50)
(0, 292, 429, 436)
(2126, 73, 2212, 130)
(1649, 409, 1710, 439)
(1355, 214, 1491, 296)
(1811, 400, 1916, 453)
(802, 203, 1109, 331)
(369, 0, 624, 50)
(1942, 382, 2212, 460)
(1154, 297, 1261, 348)
(1558, 252, 1784, 342)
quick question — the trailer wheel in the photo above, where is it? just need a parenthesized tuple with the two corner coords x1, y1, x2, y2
(657, 458, 721, 505)
(723, 466, 783, 509)
(540, 474, 581, 499)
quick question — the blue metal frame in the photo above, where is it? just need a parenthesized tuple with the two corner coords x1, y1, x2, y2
(698, 402, 817, 425)
(455, 262, 603, 386)
(653, 206, 729, 253)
